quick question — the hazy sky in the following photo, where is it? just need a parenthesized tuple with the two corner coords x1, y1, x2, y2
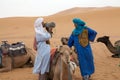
(0, 0, 120, 18)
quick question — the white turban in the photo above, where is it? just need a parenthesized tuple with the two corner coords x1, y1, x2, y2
(34, 18, 46, 35)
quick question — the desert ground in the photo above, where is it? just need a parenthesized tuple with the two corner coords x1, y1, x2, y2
(0, 7, 120, 80)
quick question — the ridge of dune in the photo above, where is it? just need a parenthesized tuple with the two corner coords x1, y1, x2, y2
(50, 7, 120, 16)
(51, 7, 96, 16)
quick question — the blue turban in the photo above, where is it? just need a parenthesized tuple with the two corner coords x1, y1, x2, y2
(72, 18, 86, 35)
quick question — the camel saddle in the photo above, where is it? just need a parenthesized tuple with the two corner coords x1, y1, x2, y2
(78, 29, 88, 47)
(8, 42, 27, 57)
(50, 48, 61, 65)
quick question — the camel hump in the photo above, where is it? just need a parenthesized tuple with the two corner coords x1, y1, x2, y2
(114, 40, 120, 51)
(114, 40, 120, 47)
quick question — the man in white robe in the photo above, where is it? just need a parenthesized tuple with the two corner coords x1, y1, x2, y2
(33, 18, 51, 80)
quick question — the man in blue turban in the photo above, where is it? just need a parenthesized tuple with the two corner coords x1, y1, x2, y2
(68, 18, 97, 80)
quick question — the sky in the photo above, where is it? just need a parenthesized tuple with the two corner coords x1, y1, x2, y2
(0, 0, 120, 18)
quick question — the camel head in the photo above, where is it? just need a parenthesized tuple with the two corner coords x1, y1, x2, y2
(97, 36, 110, 44)
(61, 37, 69, 45)
(56, 45, 72, 63)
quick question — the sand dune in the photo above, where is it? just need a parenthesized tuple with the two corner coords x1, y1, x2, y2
(0, 7, 120, 80)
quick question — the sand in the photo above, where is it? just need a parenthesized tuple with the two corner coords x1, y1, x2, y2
(0, 7, 120, 80)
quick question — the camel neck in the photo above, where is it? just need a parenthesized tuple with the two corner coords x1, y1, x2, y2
(105, 40, 119, 54)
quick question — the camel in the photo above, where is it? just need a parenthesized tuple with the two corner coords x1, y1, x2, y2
(97, 36, 120, 58)
(0, 41, 35, 72)
(48, 45, 77, 80)
(0, 44, 35, 72)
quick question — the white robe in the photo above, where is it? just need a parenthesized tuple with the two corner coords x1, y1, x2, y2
(33, 18, 51, 74)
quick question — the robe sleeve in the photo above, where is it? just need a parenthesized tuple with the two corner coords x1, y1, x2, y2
(87, 27, 97, 42)
(68, 34, 74, 48)
(36, 31, 51, 42)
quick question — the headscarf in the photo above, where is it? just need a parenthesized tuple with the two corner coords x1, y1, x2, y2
(72, 18, 86, 36)
(34, 18, 46, 35)
(45, 22, 56, 28)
